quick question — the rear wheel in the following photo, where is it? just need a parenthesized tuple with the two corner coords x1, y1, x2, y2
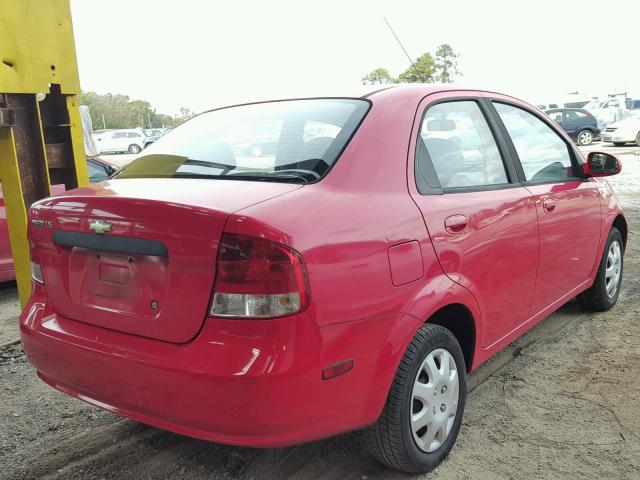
(128, 144, 142, 154)
(582, 227, 623, 311)
(577, 129, 593, 146)
(365, 324, 467, 474)
(636, 132, 640, 147)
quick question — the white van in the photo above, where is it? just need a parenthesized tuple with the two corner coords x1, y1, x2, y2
(94, 129, 146, 154)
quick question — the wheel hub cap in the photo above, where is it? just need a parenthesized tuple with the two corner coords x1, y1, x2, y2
(579, 131, 592, 144)
(605, 240, 622, 299)
(410, 348, 459, 452)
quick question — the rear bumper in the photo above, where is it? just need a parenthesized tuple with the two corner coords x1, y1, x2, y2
(20, 287, 408, 447)
(602, 134, 632, 143)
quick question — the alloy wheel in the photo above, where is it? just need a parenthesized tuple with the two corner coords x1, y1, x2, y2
(578, 130, 593, 145)
(410, 348, 459, 453)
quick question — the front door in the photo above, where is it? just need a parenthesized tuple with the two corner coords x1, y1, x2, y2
(491, 101, 602, 315)
(409, 94, 540, 348)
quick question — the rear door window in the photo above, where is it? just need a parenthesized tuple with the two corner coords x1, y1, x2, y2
(548, 111, 564, 123)
(416, 100, 509, 190)
(564, 111, 578, 121)
(494, 102, 576, 182)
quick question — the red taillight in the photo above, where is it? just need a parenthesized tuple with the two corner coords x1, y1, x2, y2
(210, 233, 309, 318)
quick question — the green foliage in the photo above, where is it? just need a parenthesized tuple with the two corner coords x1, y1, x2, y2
(434, 43, 460, 83)
(78, 91, 194, 130)
(173, 107, 195, 126)
(398, 53, 435, 83)
(362, 44, 461, 85)
(361, 68, 396, 85)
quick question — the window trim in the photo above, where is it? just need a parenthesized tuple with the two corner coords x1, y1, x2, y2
(486, 99, 584, 186)
(414, 96, 520, 195)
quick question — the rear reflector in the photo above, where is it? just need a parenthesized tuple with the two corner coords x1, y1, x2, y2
(31, 261, 44, 284)
(210, 233, 309, 318)
(29, 237, 44, 284)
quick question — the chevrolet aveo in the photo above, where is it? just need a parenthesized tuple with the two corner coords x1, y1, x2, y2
(21, 85, 625, 473)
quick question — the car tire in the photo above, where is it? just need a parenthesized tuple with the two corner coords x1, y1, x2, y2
(581, 227, 624, 312)
(577, 129, 593, 146)
(636, 132, 640, 147)
(128, 144, 142, 154)
(613, 142, 625, 147)
(364, 323, 467, 474)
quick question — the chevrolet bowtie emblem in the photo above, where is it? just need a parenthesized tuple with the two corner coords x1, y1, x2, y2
(89, 219, 112, 235)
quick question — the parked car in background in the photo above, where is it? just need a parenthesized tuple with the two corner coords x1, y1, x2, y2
(602, 115, 640, 146)
(584, 97, 631, 129)
(94, 129, 146, 154)
(142, 128, 170, 147)
(0, 158, 119, 282)
(21, 86, 626, 474)
(626, 99, 640, 110)
(545, 108, 600, 145)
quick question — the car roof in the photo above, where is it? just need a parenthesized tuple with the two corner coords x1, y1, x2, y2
(199, 84, 527, 114)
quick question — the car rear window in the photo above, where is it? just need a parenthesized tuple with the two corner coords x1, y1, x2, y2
(116, 99, 370, 184)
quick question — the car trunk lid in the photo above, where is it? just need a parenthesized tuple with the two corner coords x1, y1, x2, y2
(29, 178, 302, 343)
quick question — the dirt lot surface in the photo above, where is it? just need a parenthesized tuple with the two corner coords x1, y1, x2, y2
(1, 144, 639, 479)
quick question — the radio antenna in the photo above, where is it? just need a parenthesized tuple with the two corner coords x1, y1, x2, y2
(383, 17, 425, 82)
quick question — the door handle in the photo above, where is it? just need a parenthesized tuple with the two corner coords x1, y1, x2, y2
(542, 198, 556, 213)
(444, 215, 468, 233)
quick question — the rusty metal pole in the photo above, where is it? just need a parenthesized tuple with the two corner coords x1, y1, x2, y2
(0, 0, 89, 307)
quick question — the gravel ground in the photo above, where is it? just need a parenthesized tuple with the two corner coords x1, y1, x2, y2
(1, 144, 639, 479)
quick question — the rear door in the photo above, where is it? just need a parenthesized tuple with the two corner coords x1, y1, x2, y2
(563, 110, 592, 139)
(114, 131, 129, 151)
(490, 99, 601, 316)
(409, 92, 540, 347)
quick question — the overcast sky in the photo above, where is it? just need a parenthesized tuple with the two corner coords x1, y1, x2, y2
(70, 0, 640, 115)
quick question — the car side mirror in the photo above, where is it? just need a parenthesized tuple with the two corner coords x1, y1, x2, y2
(584, 152, 621, 177)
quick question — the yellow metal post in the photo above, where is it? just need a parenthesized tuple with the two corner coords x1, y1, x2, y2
(0, 0, 88, 307)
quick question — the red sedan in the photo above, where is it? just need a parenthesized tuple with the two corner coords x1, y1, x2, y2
(20, 86, 625, 473)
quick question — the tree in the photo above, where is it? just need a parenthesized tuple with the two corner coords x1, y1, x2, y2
(434, 43, 460, 83)
(359, 45, 461, 85)
(361, 68, 396, 85)
(78, 91, 192, 130)
(174, 107, 195, 126)
(397, 53, 435, 83)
